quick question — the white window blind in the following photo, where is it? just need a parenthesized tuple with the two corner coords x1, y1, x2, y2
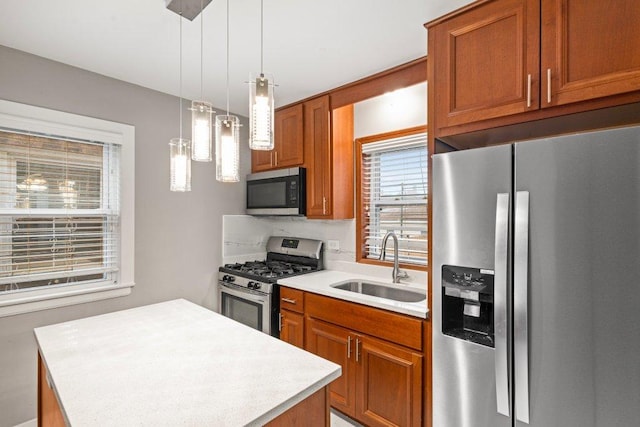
(361, 132, 428, 266)
(0, 130, 120, 293)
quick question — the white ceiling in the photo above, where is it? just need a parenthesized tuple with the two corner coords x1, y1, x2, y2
(0, 0, 473, 116)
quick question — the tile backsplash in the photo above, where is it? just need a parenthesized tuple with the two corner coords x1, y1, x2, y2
(222, 215, 355, 265)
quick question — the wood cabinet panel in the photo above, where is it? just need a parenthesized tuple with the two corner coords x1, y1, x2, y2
(541, 0, 640, 107)
(280, 310, 305, 349)
(306, 317, 357, 418)
(251, 103, 303, 172)
(303, 97, 354, 219)
(305, 293, 423, 351)
(280, 287, 305, 314)
(432, 0, 540, 128)
(38, 353, 66, 427)
(275, 103, 304, 167)
(304, 96, 332, 217)
(357, 335, 423, 427)
(265, 387, 330, 427)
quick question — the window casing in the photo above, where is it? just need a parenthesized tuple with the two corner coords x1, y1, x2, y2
(0, 100, 134, 317)
(357, 127, 428, 268)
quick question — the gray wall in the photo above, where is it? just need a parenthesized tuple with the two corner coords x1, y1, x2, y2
(0, 45, 251, 426)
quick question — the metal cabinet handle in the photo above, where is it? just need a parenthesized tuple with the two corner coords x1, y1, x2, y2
(274, 151, 278, 166)
(270, 152, 274, 166)
(347, 336, 352, 359)
(494, 193, 510, 417)
(355, 338, 361, 362)
(526, 74, 532, 108)
(547, 68, 552, 104)
(514, 191, 530, 423)
(281, 297, 296, 304)
(278, 313, 283, 332)
(322, 197, 327, 215)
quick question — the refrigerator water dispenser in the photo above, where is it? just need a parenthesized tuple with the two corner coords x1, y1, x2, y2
(442, 265, 495, 347)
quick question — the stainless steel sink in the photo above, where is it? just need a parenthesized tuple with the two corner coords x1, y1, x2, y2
(331, 280, 426, 303)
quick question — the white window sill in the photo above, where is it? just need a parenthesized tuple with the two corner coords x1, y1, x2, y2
(0, 282, 135, 318)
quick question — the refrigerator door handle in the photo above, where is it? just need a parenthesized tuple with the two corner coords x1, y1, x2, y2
(514, 191, 530, 423)
(494, 193, 510, 417)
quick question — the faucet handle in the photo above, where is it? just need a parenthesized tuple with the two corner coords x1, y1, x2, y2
(397, 269, 410, 280)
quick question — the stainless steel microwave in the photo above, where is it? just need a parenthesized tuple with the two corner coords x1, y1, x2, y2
(246, 167, 306, 215)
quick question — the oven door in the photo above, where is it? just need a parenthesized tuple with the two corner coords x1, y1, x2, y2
(218, 282, 271, 335)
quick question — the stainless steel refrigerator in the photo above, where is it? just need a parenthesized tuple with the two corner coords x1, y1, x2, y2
(432, 124, 640, 427)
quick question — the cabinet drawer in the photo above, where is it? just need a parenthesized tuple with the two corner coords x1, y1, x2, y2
(306, 293, 423, 351)
(280, 287, 305, 313)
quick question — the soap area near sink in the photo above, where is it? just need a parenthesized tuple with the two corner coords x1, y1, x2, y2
(222, 215, 428, 318)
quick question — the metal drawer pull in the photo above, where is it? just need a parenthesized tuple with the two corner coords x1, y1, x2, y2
(355, 338, 361, 362)
(281, 297, 297, 304)
(278, 313, 283, 332)
(347, 336, 352, 359)
(526, 74, 532, 108)
(547, 68, 552, 104)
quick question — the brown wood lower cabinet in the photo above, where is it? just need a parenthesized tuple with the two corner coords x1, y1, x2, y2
(303, 296, 424, 427)
(280, 309, 305, 348)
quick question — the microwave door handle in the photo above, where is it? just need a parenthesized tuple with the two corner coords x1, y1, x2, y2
(514, 191, 530, 423)
(494, 193, 510, 417)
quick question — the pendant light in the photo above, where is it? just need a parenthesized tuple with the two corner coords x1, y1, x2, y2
(190, 0, 214, 162)
(215, 0, 240, 182)
(249, 0, 274, 151)
(169, 1, 192, 192)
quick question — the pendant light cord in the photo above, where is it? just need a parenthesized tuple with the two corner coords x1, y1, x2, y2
(179, 0, 183, 139)
(260, 0, 264, 74)
(226, 0, 230, 116)
(200, 0, 204, 100)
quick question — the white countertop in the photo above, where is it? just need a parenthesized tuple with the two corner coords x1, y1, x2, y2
(34, 299, 341, 426)
(278, 270, 429, 319)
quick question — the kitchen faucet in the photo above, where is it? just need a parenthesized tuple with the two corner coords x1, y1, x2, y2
(379, 231, 409, 283)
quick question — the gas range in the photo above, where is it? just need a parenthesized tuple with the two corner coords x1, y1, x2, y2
(218, 236, 323, 337)
(218, 236, 324, 294)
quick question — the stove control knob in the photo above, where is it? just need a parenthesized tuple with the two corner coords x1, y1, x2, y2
(227, 276, 235, 283)
(253, 282, 262, 290)
(247, 281, 256, 289)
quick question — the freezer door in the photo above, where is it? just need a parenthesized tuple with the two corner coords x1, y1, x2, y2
(514, 125, 640, 427)
(433, 144, 512, 427)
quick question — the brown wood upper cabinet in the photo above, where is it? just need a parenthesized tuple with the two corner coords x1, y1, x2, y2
(428, 0, 640, 133)
(251, 103, 304, 172)
(304, 96, 354, 219)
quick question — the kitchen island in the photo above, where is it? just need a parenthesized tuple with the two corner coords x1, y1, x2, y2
(34, 299, 341, 426)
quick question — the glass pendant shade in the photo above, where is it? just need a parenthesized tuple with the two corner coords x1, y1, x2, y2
(215, 115, 240, 182)
(190, 100, 214, 161)
(249, 73, 274, 150)
(169, 138, 192, 191)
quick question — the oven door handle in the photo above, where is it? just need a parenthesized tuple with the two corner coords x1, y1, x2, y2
(219, 282, 268, 304)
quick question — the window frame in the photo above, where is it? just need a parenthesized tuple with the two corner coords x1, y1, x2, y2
(0, 100, 135, 317)
(355, 125, 428, 271)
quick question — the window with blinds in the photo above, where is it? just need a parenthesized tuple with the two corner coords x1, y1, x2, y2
(0, 130, 120, 293)
(358, 130, 428, 266)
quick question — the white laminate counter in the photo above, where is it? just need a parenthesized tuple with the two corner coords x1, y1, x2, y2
(34, 299, 341, 426)
(278, 270, 429, 319)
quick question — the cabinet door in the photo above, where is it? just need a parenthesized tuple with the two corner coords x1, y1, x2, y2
(541, 0, 640, 107)
(304, 95, 332, 218)
(356, 335, 423, 427)
(305, 317, 356, 418)
(280, 310, 304, 349)
(274, 103, 304, 168)
(431, 0, 540, 129)
(251, 149, 273, 172)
